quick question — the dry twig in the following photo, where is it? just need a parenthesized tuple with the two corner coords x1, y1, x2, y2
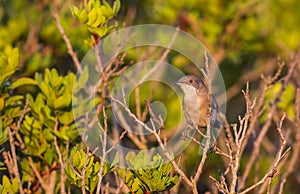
(53, 116, 67, 194)
(52, 0, 82, 73)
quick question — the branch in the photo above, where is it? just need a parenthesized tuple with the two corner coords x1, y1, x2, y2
(53, 116, 66, 194)
(28, 156, 48, 192)
(239, 58, 296, 189)
(96, 107, 108, 194)
(8, 127, 24, 194)
(240, 114, 290, 194)
(52, 0, 82, 74)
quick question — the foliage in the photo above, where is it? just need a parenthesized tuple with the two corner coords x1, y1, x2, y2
(0, 176, 18, 194)
(0, 0, 299, 193)
(261, 82, 296, 121)
(65, 147, 113, 193)
(118, 151, 179, 194)
(71, 0, 120, 46)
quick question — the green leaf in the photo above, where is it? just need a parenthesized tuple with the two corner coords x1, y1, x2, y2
(101, 2, 113, 19)
(2, 175, 11, 186)
(75, 65, 89, 92)
(40, 82, 50, 97)
(94, 7, 106, 27)
(59, 111, 74, 125)
(45, 148, 55, 165)
(87, 8, 99, 26)
(37, 139, 48, 156)
(125, 151, 136, 167)
(11, 77, 37, 89)
(86, 155, 94, 170)
(54, 93, 72, 109)
(79, 9, 89, 24)
(64, 125, 78, 141)
(87, 26, 103, 36)
(77, 150, 86, 170)
(134, 151, 147, 169)
(7, 47, 19, 68)
(0, 71, 14, 87)
(111, 153, 119, 167)
(1, 175, 18, 194)
(5, 95, 23, 106)
(0, 120, 8, 145)
(42, 128, 54, 141)
(112, 0, 121, 16)
(72, 151, 81, 167)
(71, 5, 79, 16)
(65, 165, 78, 183)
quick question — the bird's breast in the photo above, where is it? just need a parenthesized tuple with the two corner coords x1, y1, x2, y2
(182, 90, 207, 127)
(179, 84, 210, 127)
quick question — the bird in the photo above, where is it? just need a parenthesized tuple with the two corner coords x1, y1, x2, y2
(175, 75, 222, 131)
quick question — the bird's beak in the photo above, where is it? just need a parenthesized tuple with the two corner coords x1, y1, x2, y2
(174, 80, 184, 85)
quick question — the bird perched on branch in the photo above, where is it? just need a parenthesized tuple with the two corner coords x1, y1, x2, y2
(175, 75, 223, 131)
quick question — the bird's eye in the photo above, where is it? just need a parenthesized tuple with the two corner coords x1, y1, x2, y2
(189, 79, 194, 84)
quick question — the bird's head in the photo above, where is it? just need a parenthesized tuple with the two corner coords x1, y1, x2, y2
(175, 75, 206, 94)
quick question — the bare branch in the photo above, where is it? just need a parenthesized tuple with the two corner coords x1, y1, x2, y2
(53, 116, 67, 194)
(52, 0, 82, 74)
(8, 127, 24, 194)
(240, 113, 290, 194)
(240, 57, 297, 189)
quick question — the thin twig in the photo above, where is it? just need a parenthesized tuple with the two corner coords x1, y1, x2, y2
(240, 113, 290, 194)
(273, 89, 300, 193)
(28, 156, 48, 191)
(12, 99, 29, 150)
(8, 127, 24, 194)
(209, 175, 230, 194)
(278, 178, 286, 194)
(52, 0, 82, 73)
(53, 116, 67, 194)
(96, 106, 109, 194)
(240, 58, 296, 189)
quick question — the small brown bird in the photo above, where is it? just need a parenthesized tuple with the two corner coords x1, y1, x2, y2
(175, 75, 222, 129)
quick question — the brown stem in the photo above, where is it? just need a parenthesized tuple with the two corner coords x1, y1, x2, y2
(8, 127, 24, 194)
(52, 0, 82, 74)
(53, 116, 66, 194)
